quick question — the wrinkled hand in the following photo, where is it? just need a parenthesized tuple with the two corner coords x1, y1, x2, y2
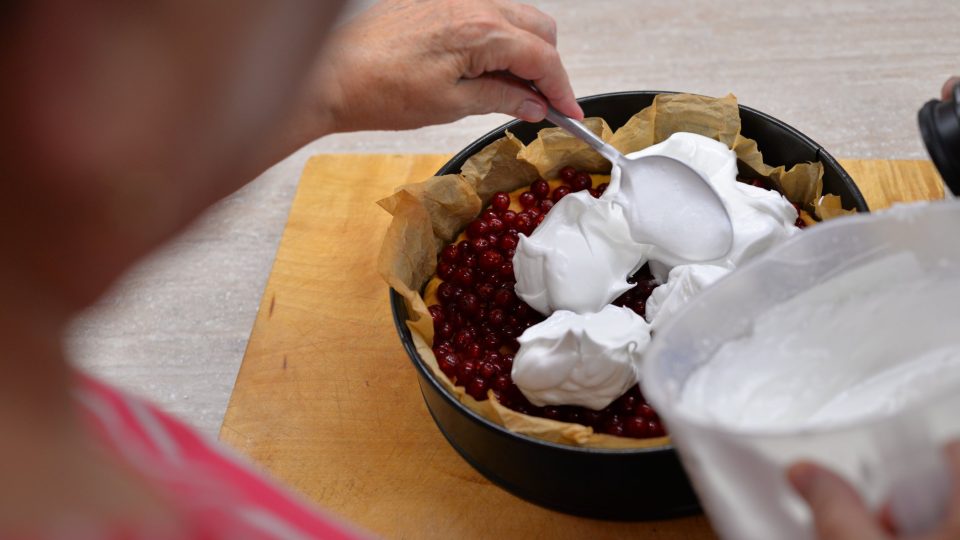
(312, 0, 582, 135)
(788, 442, 960, 539)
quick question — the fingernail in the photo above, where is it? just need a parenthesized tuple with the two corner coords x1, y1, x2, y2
(571, 103, 585, 120)
(517, 99, 546, 122)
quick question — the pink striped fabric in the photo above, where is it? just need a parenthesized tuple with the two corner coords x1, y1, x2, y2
(65, 374, 369, 540)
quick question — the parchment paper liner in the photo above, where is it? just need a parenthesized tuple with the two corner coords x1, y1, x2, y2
(378, 93, 854, 449)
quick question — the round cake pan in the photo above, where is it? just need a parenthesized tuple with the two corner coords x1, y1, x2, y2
(390, 91, 868, 520)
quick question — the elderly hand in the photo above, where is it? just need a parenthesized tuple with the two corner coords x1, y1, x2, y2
(788, 441, 960, 539)
(309, 0, 582, 135)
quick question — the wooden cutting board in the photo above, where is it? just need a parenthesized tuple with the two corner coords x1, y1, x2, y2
(219, 155, 943, 539)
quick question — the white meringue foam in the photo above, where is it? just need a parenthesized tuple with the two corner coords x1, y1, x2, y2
(512, 305, 652, 410)
(636, 134, 799, 330)
(644, 264, 728, 331)
(677, 253, 960, 430)
(509, 132, 801, 410)
(513, 191, 649, 316)
(609, 133, 799, 270)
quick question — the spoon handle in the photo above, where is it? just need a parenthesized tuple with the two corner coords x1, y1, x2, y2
(506, 72, 622, 164)
(542, 106, 621, 164)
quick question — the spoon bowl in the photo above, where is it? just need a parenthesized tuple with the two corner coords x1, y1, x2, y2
(612, 154, 734, 261)
(541, 104, 734, 262)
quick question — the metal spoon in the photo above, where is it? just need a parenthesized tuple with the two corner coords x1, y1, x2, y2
(538, 96, 735, 262)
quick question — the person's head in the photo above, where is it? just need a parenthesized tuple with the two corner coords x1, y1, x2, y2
(0, 1, 347, 320)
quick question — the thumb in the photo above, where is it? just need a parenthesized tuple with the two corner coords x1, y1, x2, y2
(788, 462, 889, 540)
(942, 76, 960, 101)
(456, 75, 548, 122)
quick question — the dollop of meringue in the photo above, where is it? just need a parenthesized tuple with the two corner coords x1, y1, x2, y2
(644, 264, 728, 330)
(632, 133, 800, 329)
(509, 132, 801, 410)
(513, 192, 649, 315)
(512, 305, 652, 410)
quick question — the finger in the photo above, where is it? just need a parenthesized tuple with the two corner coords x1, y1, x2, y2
(788, 462, 888, 540)
(941, 440, 960, 536)
(876, 503, 898, 535)
(483, 28, 583, 120)
(456, 74, 547, 122)
(942, 77, 960, 101)
(499, 2, 557, 47)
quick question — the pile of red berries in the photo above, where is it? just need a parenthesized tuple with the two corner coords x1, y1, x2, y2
(428, 166, 667, 439)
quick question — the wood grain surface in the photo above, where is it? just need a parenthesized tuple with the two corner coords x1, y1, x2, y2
(219, 154, 944, 539)
(839, 159, 944, 209)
